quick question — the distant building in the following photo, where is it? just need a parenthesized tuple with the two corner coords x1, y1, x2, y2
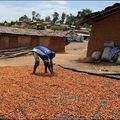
(43, 21, 52, 29)
(80, 3, 120, 57)
(0, 26, 66, 52)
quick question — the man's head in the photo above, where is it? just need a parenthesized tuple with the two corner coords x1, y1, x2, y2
(49, 51, 55, 59)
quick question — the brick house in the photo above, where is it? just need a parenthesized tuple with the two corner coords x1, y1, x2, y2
(80, 3, 120, 57)
(0, 26, 66, 52)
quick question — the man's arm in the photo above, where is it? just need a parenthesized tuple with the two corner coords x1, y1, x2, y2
(45, 61, 53, 75)
(43, 56, 53, 75)
(50, 59, 53, 72)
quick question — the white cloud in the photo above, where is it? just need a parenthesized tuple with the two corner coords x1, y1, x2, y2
(0, 1, 119, 22)
(54, 0, 67, 5)
(0, 1, 71, 22)
(0, 3, 34, 22)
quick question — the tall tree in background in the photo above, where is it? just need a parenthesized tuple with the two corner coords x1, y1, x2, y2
(32, 11, 36, 21)
(75, 9, 92, 29)
(36, 13, 41, 21)
(52, 12, 59, 24)
(10, 21, 15, 26)
(4, 21, 8, 26)
(45, 16, 51, 22)
(76, 9, 92, 21)
(32, 11, 41, 21)
(19, 15, 30, 22)
(65, 14, 75, 27)
(60, 12, 66, 24)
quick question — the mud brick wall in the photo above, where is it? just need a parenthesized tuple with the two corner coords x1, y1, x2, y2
(0, 33, 65, 52)
(87, 12, 120, 57)
(31, 36, 65, 52)
(39, 36, 50, 47)
(9, 34, 18, 49)
(18, 35, 31, 47)
(31, 36, 41, 47)
(49, 36, 65, 52)
(0, 34, 9, 49)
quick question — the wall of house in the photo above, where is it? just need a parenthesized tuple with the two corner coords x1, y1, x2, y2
(31, 36, 41, 47)
(0, 34, 9, 49)
(87, 11, 120, 57)
(0, 33, 65, 52)
(18, 35, 31, 47)
(9, 34, 18, 49)
(39, 36, 50, 47)
(49, 36, 65, 52)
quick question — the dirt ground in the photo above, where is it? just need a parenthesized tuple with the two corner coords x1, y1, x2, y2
(0, 41, 120, 72)
(0, 42, 120, 119)
(0, 65, 120, 119)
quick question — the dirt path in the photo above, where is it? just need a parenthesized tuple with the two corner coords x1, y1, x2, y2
(0, 42, 120, 72)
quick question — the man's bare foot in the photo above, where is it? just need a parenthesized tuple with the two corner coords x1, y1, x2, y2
(44, 72, 49, 75)
(51, 72, 55, 76)
(32, 72, 36, 75)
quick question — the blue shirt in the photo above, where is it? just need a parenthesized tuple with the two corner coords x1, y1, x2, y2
(33, 46, 51, 56)
(33, 46, 52, 63)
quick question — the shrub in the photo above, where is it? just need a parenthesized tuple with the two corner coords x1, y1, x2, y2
(37, 24, 45, 30)
(51, 24, 69, 31)
(27, 25, 37, 29)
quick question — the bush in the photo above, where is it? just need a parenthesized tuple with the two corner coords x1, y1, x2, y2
(51, 24, 69, 31)
(37, 24, 45, 30)
(27, 25, 37, 29)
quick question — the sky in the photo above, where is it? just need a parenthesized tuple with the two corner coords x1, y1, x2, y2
(0, 0, 120, 22)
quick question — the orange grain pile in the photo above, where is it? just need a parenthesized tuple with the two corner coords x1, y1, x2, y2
(0, 65, 120, 120)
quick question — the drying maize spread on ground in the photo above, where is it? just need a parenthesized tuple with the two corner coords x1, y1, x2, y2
(0, 65, 120, 120)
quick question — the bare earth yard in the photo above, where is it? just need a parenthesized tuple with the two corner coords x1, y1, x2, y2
(0, 65, 120, 119)
(0, 42, 120, 72)
(0, 42, 120, 119)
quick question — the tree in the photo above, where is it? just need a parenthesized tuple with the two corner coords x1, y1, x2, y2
(19, 15, 30, 22)
(10, 21, 15, 26)
(65, 14, 75, 27)
(4, 21, 8, 26)
(76, 9, 92, 21)
(36, 13, 41, 21)
(76, 9, 92, 28)
(45, 16, 51, 22)
(52, 12, 59, 24)
(32, 11, 36, 21)
(32, 11, 40, 21)
(60, 12, 66, 24)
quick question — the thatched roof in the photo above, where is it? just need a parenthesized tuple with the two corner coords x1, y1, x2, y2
(80, 3, 120, 25)
(0, 26, 66, 37)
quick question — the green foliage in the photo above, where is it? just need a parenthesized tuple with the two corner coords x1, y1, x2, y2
(26, 23, 45, 30)
(76, 9, 92, 21)
(52, 12, 59, 24)
(65, 14, 75, 27)
(10, 21, 15, 26)
(0, 8, 93, 30)
(32, 11, 40, 21)
(61, 12, 66, 24)
(85, 25, 92, 32)
(0, 22, 5, 26)
(37, 24, 45, 30)
(27, 24, 37, 29)
(32, 11, 36, 21)
(19, 15, 30, 21)
(45, 16, 51, 22)
(51, 24, 69, 31)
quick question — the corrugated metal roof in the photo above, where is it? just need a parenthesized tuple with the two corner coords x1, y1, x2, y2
(0, 26, 66, 37)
